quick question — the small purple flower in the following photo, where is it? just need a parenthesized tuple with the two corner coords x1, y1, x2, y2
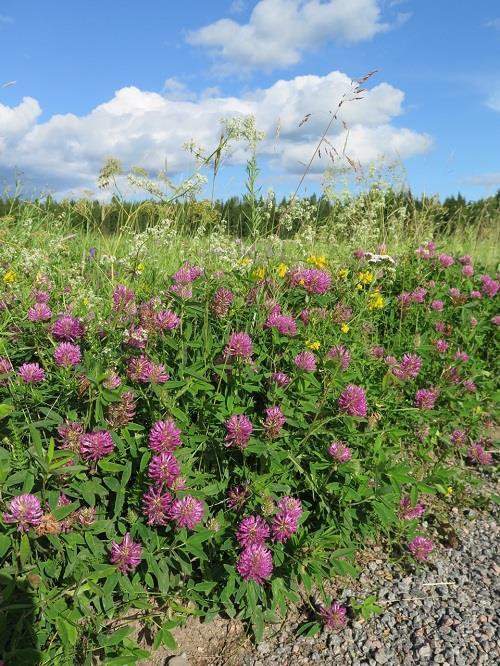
(470, 316, 478, 328)
(408, 536, 433, 561)
(146, 363, 170, 384)
(123, 325, 148, 349)
(433, 339, 449, 354)
(277, 497, 303, 520)
(399, 496, 425, 520)
(171, 283, 192, 300)
(28, 302, 52, 321)
(454, 350, 469, 363)
(467, 443, 492, 465)
(392, 353, 422, 380)
(462, 379, 476, 392)
(54, 342, 81, 368)
(470, 290, 482, 300)
(271, 511, 299, 543)
(293, 268, 331, 294)
(294, 351, 316, 372)
(462, 265, 474, 278)
(327, 345, 351, 370)
(398, 292, 412, 308)
(319, 602, 347, 630)
(51, 315, 85, 341)
(451, 429, 467, 446)
(225, 415, 253, 449)
(438, 254, 454, 268)
(300, 308, 311, 325)
(431, 300, 444, 311)
(142, 486, 172, 525)
(3, 494, 43, 532)
(211, 287, 234, 317)
(491, 315, 500, 326)
(236, 515, 270, 547)
(338, 384, 368, 417)
(227, 482, 251, 511)
(265, 312, 297, 336)
(76, 506, 96, 526)
(170, 496, 204, 529)
(106, 391, 136, 428)
(112, 284, 136, 317)
(18, 362, 45, 383)
(0, 356, 13, 385)
(149, 420, 182, 452)
(236, 544, 273, 584)
(57, 421, 84, 451)
(224, 332, 253, 361)
(370, 345, 384, 359)
(480, 274, 499, 298)
(449, 287, 461, 300)
(80, 431, 114, 461)
(31, 289, 50, 303)
(103, 370, 122, 389)
(459, 254, 472, 265)
(126, 355, 153, 382)
(110, 532, 142, 574)
(263, 406, 286, 439)
(172, 263, 203, 285)
(328, 441, 352, 463)
(411, 287, 426, 304)
(270, 371, 291, 388)
(154, 309, 180, 332)
(415, 388, 439, 410)
(148, 452, 180, 488)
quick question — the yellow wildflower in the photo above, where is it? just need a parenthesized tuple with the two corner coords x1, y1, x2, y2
(340, 323, 350, 333)
(337, 267, 349, 279)
(136, 263, 144, 274)
(306, 340, 321, 351)
(276, 262, 289, 278)
(358, 270, 374, 286)
(446, 486, 453, 496)
(3, 270, 16, 284)
(307, 255, 328, 269)
(368, 289, 385, 310)
(238, 257, 252, 266)
(356, 283, 363, 291)
(252, 266, 266, 280)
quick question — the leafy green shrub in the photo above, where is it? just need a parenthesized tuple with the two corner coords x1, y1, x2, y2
(0, 243, 498, 664)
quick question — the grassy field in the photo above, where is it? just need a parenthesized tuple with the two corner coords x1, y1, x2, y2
(0, 188, 498, 665)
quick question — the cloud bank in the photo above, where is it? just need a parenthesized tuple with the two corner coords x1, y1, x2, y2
(188, 0, 391, 73)
(0, 71, 432, 197)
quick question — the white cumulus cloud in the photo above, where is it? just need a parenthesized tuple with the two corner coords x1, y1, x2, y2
(465, 172, 500, 189)
(187, 0, 390, 73)
(0, 71, 432, 196)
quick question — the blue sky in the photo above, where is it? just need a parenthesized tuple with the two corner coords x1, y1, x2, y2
(1, 0, 499, 200)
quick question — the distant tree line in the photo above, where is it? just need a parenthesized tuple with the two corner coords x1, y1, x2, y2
(0, 189, 498, 238)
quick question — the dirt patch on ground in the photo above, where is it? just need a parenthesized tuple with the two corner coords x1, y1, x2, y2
(138, 616, 251, 666)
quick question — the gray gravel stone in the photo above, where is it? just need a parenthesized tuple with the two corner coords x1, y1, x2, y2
(239, 507, 499, 666)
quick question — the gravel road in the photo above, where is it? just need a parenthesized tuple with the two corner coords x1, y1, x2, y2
(242, 508, 499, 666)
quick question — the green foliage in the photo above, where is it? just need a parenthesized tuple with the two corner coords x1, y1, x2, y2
(0, 215, 498, 665)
